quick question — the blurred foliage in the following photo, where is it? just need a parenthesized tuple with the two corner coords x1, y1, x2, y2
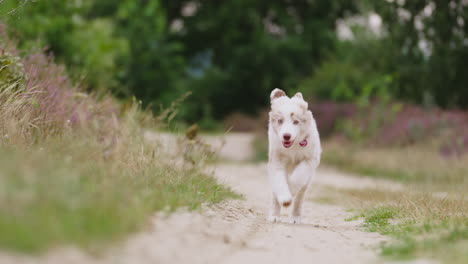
(300, 0, 468, 109)
(372, 0, 468, 108)
(68, 18, 128, 92)
(161, 0, 357, 120)
(297, 24, 395, 104)
(0, 52, 25, 90)
(111, 0, 187, 105)
(0, 0, 127, 92)
(1, 0, 468, 124)
(0, 0, 357, 122)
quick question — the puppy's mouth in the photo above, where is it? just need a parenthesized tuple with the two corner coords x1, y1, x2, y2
(282, 140, 294, 148)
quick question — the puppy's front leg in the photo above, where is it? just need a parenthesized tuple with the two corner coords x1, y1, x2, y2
(289, 161, 315, 224)
(268, 165, 292, 207)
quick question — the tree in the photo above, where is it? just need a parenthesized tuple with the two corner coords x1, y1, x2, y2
(112, 0, 187, 108)
(3, 0, 361, 120)
(374, 0, 468, 108)
(160, 0, 358, 119)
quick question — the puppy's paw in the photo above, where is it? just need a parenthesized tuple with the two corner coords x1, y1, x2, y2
(277, 194, 292, 207)
(267, 215, 280, 223)
(289, 216, 302, 224)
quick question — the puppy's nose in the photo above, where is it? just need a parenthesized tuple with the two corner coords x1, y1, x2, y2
(283, 133, 291, 141)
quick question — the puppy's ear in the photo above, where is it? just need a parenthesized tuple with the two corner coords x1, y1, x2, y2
(270, 88, 286, 102)
(294, 92, 303, 100)
(293, 92, 308, 111)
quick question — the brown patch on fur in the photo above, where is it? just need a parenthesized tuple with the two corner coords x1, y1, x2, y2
(290, 112, 294, 117)
(272, 90, 286, 99)
(282, 200, 292, 207)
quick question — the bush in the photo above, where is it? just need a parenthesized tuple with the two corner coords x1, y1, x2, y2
(2, 1, 128, 92)
(298, 58, 372, 102)
(67, 18, 128, 92)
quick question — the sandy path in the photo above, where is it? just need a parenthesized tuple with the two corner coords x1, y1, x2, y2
(211, 163, 387, 264)
(0, 132, 399, 264)
(105, 138, 389, 264)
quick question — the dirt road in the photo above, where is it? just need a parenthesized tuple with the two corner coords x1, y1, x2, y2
(0, 133, 397, 264)
(112, 133, 390, 264)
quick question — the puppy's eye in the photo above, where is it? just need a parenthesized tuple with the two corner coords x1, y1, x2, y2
(293, 120, 300, 125)
(278, 119, 283, 124)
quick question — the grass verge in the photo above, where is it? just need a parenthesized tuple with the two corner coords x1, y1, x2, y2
(0, 31, 238, 253)
(320, 139, 468, 263)
(0, 137, 237, 253)
(313, 186, 467, 264)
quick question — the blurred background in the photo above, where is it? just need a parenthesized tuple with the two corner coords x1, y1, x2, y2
(1, 0, 466, 125)
(3, 0, 466, 157)
(0, 1, 467, 262)
(1, 0, 467, 191)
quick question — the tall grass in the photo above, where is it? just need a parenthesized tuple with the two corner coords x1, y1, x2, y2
(0, 26, 236, 252)
(323, 140, 468, 190)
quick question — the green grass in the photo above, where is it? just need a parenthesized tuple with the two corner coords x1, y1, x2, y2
(322, 185, 468, 264)
(357, 205, 468, 263)
(0, 136, 238, 253)
(361, 206, 400, 233)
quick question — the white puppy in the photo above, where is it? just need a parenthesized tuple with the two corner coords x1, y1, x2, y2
(267, 88, 321, 224)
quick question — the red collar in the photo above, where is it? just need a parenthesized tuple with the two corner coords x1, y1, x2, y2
(299, 138, 308, 147)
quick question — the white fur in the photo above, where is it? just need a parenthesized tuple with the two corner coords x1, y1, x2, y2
(267, 88, 321, 224)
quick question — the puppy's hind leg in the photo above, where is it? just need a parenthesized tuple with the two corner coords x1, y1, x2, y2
(267, 194, 281, 223)
(290, 186, 307, 224)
